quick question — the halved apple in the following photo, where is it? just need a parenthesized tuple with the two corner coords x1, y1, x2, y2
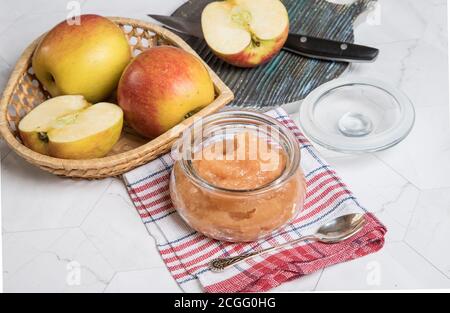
(201, 0, 289, 67)
(19, 95, 123, 159)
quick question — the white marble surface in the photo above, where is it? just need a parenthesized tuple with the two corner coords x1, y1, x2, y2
(1, 0, 449, 292)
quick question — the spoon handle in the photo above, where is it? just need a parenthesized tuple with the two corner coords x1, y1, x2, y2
(209, 235, 317, 272)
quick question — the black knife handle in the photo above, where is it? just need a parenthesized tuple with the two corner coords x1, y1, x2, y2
(283, 33, 379, 63)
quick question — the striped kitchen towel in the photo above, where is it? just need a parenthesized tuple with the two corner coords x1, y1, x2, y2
(123, 108, 386, 293)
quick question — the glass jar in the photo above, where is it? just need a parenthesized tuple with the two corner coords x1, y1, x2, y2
(169, 110, 306, 242)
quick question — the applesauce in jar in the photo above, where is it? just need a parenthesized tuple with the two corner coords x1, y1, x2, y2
(170, 110, 306, 242)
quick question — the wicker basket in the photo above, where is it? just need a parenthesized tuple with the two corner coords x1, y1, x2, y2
(0, 17, 234, 179)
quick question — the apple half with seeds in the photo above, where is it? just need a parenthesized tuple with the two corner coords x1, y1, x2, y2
(201, 0, 289, 68)
(19, 95, 123, 159)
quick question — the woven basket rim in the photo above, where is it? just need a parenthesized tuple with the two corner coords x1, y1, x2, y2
(0, 17, 234, 172)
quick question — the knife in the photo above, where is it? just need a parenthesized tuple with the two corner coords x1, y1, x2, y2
(148, 14, 379, 63)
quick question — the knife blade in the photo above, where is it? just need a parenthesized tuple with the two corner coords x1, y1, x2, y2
(148, 14, 379, 63)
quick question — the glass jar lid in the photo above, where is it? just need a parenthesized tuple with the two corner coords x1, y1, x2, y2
(298, 77, 415, 153)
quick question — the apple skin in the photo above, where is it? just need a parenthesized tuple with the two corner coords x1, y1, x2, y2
(117, 46, 215, 139)
(212, 25, 288, 68)
(19, 95, 91, 156)
(47, 118, 123, 160)
(21, 118, 123, 160)
(32, 14, 131, 103)
(20, 132, 50, 156)
(19, 97, 123, 160)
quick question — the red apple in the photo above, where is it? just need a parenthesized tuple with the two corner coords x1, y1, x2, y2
(117, 46, 215, 139)
(201, 0, 289, 68)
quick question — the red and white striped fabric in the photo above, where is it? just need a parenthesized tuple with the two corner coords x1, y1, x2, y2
(123, 108, 386, 293)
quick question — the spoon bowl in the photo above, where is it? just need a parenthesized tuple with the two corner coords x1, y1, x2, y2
(315, 213, 365, 243)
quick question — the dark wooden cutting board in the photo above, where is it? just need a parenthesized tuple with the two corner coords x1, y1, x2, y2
(172, 0, 375, 109)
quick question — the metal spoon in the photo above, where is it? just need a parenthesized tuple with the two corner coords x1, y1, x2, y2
(209, 213, 366, 272)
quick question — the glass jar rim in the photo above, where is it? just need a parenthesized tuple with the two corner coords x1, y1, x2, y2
(173, 109, 301, 196)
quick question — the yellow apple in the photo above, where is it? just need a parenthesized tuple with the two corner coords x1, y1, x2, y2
(117, 46, 215, 139)
(19, 95, 123, 159)
(201, 0, 289, 67)
(32, 14, 131, 103)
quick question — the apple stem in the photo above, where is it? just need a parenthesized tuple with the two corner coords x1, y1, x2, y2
(184, 107, 203, 119)
(251, 34, 261, 47)
(48, 74, 56, 83)
(38, 132, 49, 143)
